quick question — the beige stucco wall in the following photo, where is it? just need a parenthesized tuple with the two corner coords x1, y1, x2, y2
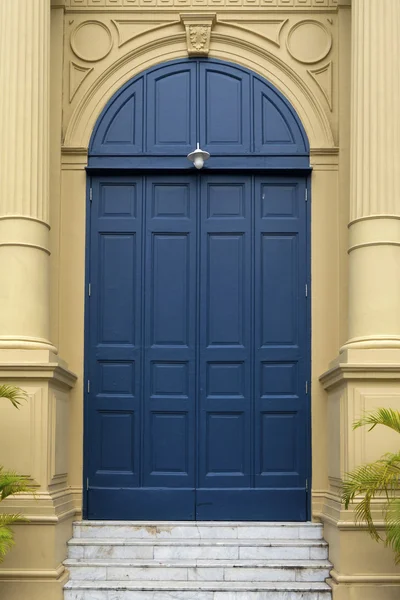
(1, 1, 400, 598)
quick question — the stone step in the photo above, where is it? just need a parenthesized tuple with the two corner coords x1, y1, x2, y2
(67, 538, 328, 561)
(64, 580, 332, 600)
(65, 558, 331, 582)
(73, 521, 323, 540)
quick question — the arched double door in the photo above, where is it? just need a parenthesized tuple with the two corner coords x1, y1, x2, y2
(85, 59, 311, 521)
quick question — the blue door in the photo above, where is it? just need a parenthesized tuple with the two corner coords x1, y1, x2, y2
(85, 58, 311, 521)
(86, 172, 309, 520)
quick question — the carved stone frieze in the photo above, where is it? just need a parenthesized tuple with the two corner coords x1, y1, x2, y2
(62, 10, 338, 145)
(64, 0, 338, 10)
(181, 13, 216, 56)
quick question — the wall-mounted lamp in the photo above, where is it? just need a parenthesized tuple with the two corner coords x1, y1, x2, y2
(187, 143, 210, 170)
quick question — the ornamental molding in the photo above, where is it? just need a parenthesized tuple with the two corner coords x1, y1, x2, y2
(286, 19, 332, 64)
(70, 20, 114, 62)
(62, 13, 337, 149)
(63, 0, 339, 10)
(180, 13, 216, 56)
(217, 17, 287, 47)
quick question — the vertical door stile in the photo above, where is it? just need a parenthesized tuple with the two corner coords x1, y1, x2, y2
(139, 176, 146, 490)
(84, 176, 93, 516)
(250, 174, 256, 490)
(195, 173, 200, 497)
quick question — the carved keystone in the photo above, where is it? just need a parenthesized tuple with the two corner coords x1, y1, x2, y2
(180, 13, 216, 57)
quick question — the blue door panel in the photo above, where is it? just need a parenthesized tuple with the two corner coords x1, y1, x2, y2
(146, 64, 197, 155)
(199, 63, 251, 154)
(254, 177, 307, 493)
(196, 489, 307, 521)
(88, 489, 195, 521)
(88, 178, 143, 491)
(198, 176, 252, 493)
(142, 177, 197, 492)
(91, 79, 143, 155)
(253, 78, 306, 155)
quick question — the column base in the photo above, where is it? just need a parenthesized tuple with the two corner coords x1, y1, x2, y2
(320, 350, 400, 599)
(0, 349, 77, 598)
(0, 566, 69, 600)
(329, 577, 400, 600)
(341, 335, 400, 351)
(321, 346, 400, 388)
(323, 512, 400, 600)
(0, 336, 57, 353)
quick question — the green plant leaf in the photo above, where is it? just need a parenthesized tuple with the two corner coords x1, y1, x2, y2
(0, 385, 27, 409)
(0, 386, 31, 563)
(385, 498, 400, 564)
(353, 408, 400, 434)
(0, 524, 15, 562)
(0, 467, 33, 501)
(342, 452, 400, 542)
(0, 515, 26, 563)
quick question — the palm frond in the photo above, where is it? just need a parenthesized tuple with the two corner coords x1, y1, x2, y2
(353, 408, 400, 434)
(0, 514, 25, 527)
(0, 515, 28, 563)
(342, 453, 400, 541)
(0, 385, 26, 409)
(0, 524, 15, 562)
(385, 498, 400, 564)
(0, 467, 33, 500)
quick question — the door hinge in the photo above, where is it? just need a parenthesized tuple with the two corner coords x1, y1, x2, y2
(89, 187, 93, 202)
(305, 283, 308, 297)
(305, 380, 308, 394)
(87, 380, 90, 394)
(88, 283, 91, 297)
(306, 478, 309, 492)
(86, 477, 89, 491)
(305, 188, 308, 202)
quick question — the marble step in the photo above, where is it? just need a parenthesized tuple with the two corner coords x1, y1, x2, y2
(73, 521, 323, 541)
(65, 558, 331, 582)
(67, 538, 328, 561)
(64, 580, 332, 600)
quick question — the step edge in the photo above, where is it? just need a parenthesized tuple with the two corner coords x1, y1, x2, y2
(64, 580, 332, 590)
(64, 559, 332, 568)
(73, 521, 322, 527)
(68, 539, 328, 546)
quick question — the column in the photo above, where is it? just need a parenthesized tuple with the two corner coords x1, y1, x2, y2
(0, 4, 77, 597)
(0, 0, 55, 351)
(345, 0, 400, 352)
(320, 4, 400, 598)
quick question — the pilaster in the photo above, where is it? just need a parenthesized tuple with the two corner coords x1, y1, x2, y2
(320, 2, 400, 596)
(0, 3, 77, 599)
